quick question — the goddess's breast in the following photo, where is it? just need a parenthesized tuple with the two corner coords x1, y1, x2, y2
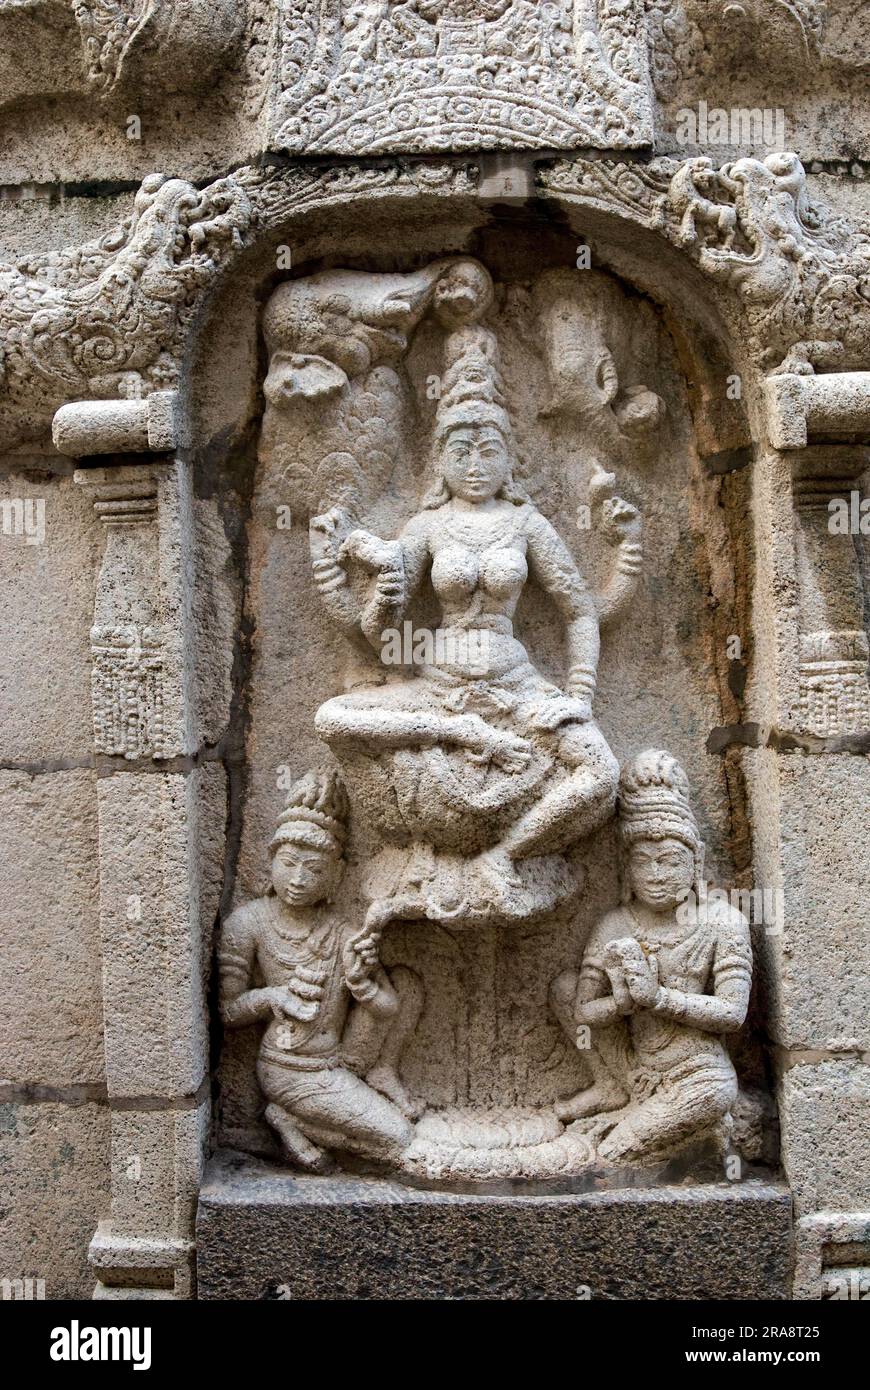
(431, 545, 478, 602)
(480, 547, 527, 599)
(431, 543, 527, 605)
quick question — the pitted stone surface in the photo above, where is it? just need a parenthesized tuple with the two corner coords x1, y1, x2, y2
(197, 1151, 792, 1301)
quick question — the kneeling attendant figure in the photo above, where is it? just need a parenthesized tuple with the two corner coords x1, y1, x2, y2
(220, 770, 422, 1172)
(551, 749, 752, 1163)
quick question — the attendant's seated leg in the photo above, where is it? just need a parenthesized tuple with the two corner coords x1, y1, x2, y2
(262, 1060, 414, 1164)
(597, 1065, 737, 1163)
(263, 1102, 333, 1174)
(549, 972, 631, 1120)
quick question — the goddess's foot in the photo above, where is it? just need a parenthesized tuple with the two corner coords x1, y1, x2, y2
(460, 715, 532, 774)
(366, 1064, 423, 1119)
(265, 1102, 334, 1174)
(477, 846, 522, 893)
(556, 1082, 629, 1122)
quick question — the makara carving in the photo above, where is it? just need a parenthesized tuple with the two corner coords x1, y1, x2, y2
(5, 152, 869, 454)
(0, 173, 251, 451)
(541, 151, 870, 380)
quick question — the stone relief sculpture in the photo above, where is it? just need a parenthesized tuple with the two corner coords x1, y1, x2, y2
(550, 750, 752, 1164)
(0, 172, 250, 450)
(664, 152, 870, 375)
(303, 257, 643, 926)
(220, 771, 423, 1173)
(225, 247, 767, 1184)
(541, 151, 870, 381)
(270, 0, 654, 152)
(220, 755, 754, 1178)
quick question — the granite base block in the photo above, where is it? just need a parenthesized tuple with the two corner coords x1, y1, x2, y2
(196, 1150, 793, 1300)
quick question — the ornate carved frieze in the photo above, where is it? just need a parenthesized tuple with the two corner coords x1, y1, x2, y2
(268, 0, 655, 153)
(5, 153, 870, 462)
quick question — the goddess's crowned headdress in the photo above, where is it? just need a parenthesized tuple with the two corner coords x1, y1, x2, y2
(426, 266, 528, 505)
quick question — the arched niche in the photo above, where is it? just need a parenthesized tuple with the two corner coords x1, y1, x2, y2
(180, 163, 772, 1176)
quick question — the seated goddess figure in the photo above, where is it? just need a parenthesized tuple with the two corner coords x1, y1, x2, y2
(309, 268, 621, 922)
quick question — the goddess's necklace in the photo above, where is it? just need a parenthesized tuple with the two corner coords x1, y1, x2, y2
(441, 504, 523, 550)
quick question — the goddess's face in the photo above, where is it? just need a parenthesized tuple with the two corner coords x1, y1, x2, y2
(627, 837, 695, 912)
(271, 841, 338, 908)
(442, 425, 511, 503)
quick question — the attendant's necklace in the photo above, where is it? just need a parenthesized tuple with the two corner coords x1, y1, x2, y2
(627, 902, 685, 953)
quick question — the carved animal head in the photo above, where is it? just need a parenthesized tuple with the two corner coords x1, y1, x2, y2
(532, 269, 664, 443)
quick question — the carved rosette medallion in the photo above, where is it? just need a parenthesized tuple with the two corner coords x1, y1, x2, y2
(271, 0, 654, 153)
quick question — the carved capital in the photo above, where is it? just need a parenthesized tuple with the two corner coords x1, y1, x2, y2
(765, 373, 870, 451)
(53, 391, 182, 458)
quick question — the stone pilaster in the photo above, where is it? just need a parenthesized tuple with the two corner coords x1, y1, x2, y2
(74, 455, 224, 1300)
(745, 388, 870, 1298)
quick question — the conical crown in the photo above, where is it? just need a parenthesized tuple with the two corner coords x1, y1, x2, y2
(270, 769, 349, 853)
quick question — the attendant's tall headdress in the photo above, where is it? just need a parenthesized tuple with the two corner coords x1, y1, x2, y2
(270, 769, 349, 857)
(618, 749, 704, 900)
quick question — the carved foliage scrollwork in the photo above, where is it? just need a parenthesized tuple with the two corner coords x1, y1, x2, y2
(271, 0, 654, 152)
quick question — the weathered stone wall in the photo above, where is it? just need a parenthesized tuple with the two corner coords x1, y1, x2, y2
(0, 0, 867, 1301)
